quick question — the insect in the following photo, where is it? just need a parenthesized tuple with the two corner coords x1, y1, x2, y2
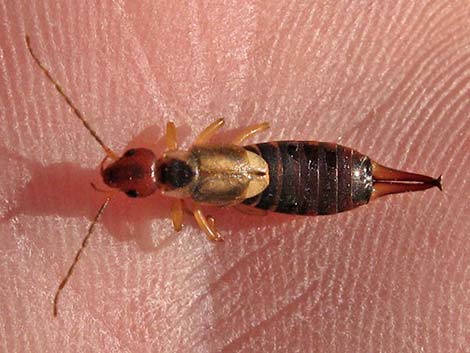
(25, 36, 442, 316)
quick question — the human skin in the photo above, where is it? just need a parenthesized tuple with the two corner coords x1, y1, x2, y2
(1, 1, 469, 352)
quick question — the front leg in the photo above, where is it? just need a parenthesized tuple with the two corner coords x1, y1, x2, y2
(166, 121, 178, 150)
(171, 199, 184, 232)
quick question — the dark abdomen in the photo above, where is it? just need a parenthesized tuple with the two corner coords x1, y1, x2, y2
(242, 141, 373, 215)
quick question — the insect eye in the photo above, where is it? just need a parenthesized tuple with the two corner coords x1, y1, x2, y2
(124, 149, 136, 157)
(126, 189, 139, 198)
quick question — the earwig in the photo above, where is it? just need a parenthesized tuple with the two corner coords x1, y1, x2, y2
(26, 36, 442, 317)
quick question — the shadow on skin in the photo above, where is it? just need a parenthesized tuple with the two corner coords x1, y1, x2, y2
(0, 150, 169, 252)
(0, 125, 169, 252)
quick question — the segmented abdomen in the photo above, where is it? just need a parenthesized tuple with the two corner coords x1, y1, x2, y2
(243, 141, 373, 215)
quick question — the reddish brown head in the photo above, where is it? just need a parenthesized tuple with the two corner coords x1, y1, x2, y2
(102, 148, 158, 198)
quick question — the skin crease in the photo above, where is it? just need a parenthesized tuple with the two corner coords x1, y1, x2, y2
(0, 0, 469, 352)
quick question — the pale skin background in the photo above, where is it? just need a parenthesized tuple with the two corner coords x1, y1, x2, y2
(1, 1, 469, 352)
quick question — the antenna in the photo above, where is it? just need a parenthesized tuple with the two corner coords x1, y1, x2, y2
(25, 35, 118, 161)
(53, 196, 112, 317)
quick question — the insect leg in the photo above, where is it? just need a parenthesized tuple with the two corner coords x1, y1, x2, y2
(206, 216, 218, 233)
(171, 199, 184, 231)
(232, 122, 270, 145)
(194, 118, 225, 145)
(193, 205, 224, 242)
(53, 196, 112, 317)
(166, 121, 178, 150)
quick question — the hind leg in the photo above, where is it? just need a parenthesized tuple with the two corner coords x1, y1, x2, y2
(194, 118, 225, 145)
(193, 204, 224, 242)
(232, 122, 269, 145)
